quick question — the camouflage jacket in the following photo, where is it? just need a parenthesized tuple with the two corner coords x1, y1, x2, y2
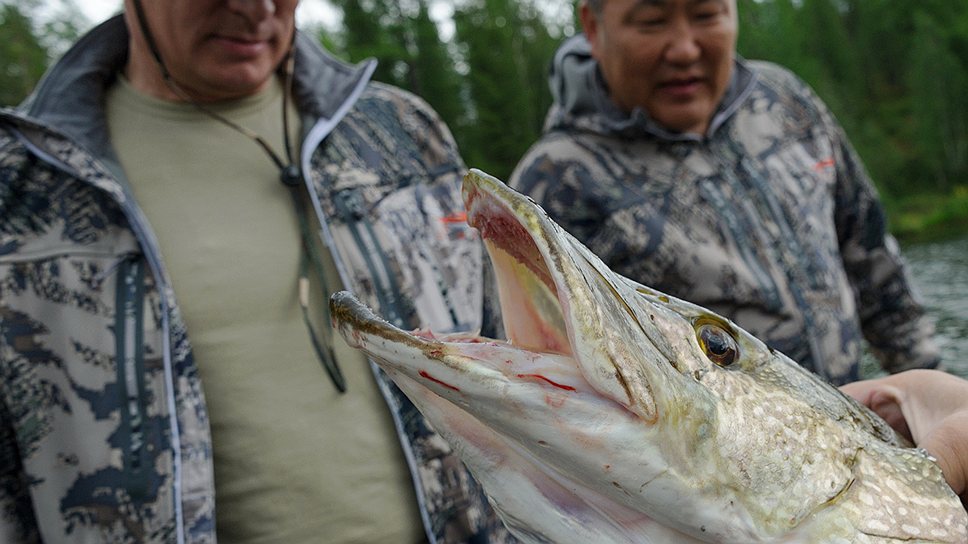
(0, 16, 512, 544)
(509, 35, 940, 385)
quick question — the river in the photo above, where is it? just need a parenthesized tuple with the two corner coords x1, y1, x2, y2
(862, 233, 968, 379)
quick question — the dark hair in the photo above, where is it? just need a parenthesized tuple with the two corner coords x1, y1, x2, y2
(585, 0, 603, 14)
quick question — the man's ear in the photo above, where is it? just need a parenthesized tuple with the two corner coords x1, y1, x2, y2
(579, 2, 602, 57)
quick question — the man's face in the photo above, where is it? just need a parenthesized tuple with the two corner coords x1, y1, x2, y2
(126, 0, 298, 102)
(582, 0, 737, 135)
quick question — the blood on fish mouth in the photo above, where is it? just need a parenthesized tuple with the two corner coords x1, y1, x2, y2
(465, 187, 558, 295)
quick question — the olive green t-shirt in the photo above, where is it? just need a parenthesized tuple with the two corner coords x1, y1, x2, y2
(106, 76, 425, 544)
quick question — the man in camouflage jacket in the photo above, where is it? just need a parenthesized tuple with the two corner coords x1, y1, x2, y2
(509, 2, 940, 386)
(0, 12, 511, 544)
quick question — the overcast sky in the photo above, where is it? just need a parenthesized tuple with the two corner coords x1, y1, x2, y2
(73, 1, 569, 40)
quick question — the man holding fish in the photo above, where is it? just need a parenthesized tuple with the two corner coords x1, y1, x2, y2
(510, 0, 942, 386)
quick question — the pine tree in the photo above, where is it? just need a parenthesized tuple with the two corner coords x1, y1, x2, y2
(0, 4, 49, 106)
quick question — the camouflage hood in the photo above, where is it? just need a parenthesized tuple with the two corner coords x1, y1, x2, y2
(545, 34, 756, 141)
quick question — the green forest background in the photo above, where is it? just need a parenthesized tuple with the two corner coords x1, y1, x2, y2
(3, 0, 967, 242)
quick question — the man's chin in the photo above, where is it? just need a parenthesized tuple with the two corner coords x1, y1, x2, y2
(188, 66, 278, 102)
(650, 104, 713, 136)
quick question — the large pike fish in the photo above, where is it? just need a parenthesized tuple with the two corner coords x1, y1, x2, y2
(330, 169, 967, 542)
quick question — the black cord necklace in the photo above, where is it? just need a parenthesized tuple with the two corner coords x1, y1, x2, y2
(130, 0, 347, 393)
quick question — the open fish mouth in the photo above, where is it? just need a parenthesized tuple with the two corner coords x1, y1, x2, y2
(329, 169, 690, 541)
(328, 168, 622, 414)
(330, 168, 670, 419)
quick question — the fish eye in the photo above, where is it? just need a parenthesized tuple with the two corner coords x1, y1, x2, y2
(696, 323, 739, 367)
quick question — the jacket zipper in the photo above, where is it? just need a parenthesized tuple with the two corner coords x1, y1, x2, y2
(115, 254, 150, 499)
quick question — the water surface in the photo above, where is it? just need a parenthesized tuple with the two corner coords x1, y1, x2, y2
(863, 234, 968, 379)
(903, 234, 968, 379)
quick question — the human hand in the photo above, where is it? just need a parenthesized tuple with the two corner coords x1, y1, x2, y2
(841, 369, 968, 507)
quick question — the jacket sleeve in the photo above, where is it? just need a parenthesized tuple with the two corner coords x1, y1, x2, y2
(0, 393, 41, 543)
(406, 91, 508, 341)
(831, 124, 942, 373)
(0, 129, 42, 543)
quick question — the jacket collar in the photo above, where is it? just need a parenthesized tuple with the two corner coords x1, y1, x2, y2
(19, 15, 128, 166)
